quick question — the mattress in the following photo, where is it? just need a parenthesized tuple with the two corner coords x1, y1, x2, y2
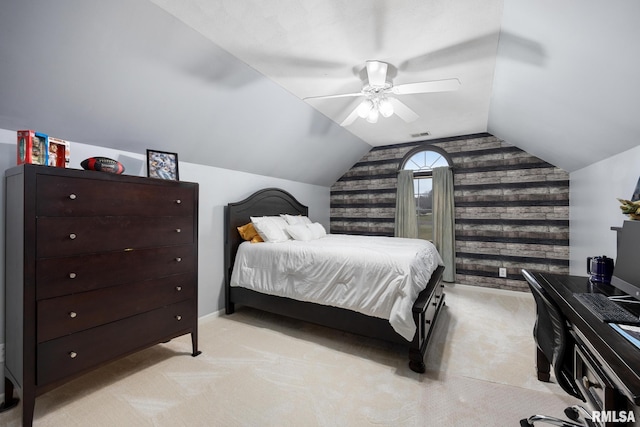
(230, 234, 443, 341)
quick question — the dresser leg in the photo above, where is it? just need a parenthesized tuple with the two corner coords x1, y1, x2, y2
(0, 377, 19, 412)
(536, 346, 551, 382)
(22, 389, 35, 427)
(191, 331, 202, 357)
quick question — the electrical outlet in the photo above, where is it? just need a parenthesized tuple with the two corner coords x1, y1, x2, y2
(499, 268, 507, 278)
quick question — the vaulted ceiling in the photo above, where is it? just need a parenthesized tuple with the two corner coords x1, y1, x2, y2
(1, 0, 638, 186)
(150, 0, 505, 147)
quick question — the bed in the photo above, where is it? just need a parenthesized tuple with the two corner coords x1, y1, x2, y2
(223, 188, 446, 373)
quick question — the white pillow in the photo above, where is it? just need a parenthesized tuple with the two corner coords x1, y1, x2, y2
(250, 216, 290, 243)
(285, 224, 314, 241)
(281, 214, 312, 226)
(251, 215, 288, 230)
(308, 222, 327, 239)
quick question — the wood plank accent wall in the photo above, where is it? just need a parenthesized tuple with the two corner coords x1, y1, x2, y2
(330, 133, 569, 291)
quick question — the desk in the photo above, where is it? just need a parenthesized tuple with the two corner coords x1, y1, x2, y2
(523, 271, 639, 426)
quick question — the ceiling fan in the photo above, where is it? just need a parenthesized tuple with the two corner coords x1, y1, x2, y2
(304, 60, 461, 126)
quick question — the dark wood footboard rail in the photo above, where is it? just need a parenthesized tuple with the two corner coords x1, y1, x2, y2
(409, 265, 445, 373)
(223, 188, 446, 373)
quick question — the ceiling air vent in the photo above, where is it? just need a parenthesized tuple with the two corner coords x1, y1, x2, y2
(410, 131, 430, 138)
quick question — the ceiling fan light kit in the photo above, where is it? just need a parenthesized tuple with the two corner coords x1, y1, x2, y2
(366, 107, 380, 124)
(378, 97, 394, 118)
(357, 99, 375, 118)
(304, 60, 461, 126)
(357, 96, 394, 123)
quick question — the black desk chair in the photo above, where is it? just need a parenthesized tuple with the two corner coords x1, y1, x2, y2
(521, 269, 594, 427)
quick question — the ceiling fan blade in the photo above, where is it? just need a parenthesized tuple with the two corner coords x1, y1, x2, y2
(366, 60, 388, 87)
(303, 92, 363, 101)
(340, 106, 361, 126)
(399, 31, 545, 72)
(389, 98, 419, 122)
(392, 78, 460, 95)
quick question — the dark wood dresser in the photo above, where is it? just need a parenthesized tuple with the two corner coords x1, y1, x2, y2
(2, 164, 200, 426)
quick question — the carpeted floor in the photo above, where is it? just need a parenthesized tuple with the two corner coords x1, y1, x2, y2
(0, 283, 580, 426)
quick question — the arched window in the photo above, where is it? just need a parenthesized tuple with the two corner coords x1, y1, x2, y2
(400, 147, 452, 240)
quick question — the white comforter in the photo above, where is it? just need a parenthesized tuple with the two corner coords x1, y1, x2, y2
(230, 234, 443, 341)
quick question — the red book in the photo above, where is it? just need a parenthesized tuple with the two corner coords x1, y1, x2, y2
(17, 130, 48, 165)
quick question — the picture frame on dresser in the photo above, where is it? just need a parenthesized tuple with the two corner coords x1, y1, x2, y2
(147, 149, 179, 180)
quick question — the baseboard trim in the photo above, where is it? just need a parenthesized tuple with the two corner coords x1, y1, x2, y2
(198, 309, 224, 325)
(446, 282, 534, 299)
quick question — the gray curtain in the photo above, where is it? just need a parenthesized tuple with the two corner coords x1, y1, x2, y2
(433, 166, 456, 282)
(395, 170, 418, 238)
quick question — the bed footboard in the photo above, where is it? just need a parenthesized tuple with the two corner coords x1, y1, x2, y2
(408, 265, 446, 373)
(227, 265, 446, 374)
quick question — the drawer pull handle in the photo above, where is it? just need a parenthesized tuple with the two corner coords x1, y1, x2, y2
(69, 233, 77, 240)
(69, 272, 77, 279)
(175, 199, 182, 204)
(175, 257, 182, 262)
(176, 286, 182, 291)
(582, 376, 601, 390)
(175, 315, 182, 321)
(69, 351, 77, 359)
(176, 228, 181, 233)
(69, 194, 77, 200)
(69, 311, 77, 318)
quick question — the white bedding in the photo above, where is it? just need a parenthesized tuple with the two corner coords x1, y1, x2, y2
(230, 234, 443, 341)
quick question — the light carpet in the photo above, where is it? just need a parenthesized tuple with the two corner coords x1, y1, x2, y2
(0, 283, 579, 426)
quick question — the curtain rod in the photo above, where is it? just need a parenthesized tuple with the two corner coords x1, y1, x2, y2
(397, 166, 455, 174)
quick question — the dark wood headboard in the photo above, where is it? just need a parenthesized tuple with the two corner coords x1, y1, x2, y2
(223, 188, 308, 312)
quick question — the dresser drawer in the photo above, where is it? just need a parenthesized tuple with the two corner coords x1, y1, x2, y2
(36, 175, 195, 217)
(37, 272, 195, 343)
(36, 245, 195, 299)
(575, 344, 615, 413)
(37, 215, 194, 258)
(37, 299, 195, 386)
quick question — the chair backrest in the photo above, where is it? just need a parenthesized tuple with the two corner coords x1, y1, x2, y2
(523, 270, 584, 400)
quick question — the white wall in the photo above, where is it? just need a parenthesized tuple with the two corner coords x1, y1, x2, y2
(569, 144, 640, 276)
(0, 129, 330, 352)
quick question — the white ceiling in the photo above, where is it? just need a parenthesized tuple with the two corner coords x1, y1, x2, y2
(150, 0, 505, 146)
(489, 0, 640, 172)
(1, 0, 639, 184)
(150, 0, 640, 171)
(0, 0, 370, 186)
